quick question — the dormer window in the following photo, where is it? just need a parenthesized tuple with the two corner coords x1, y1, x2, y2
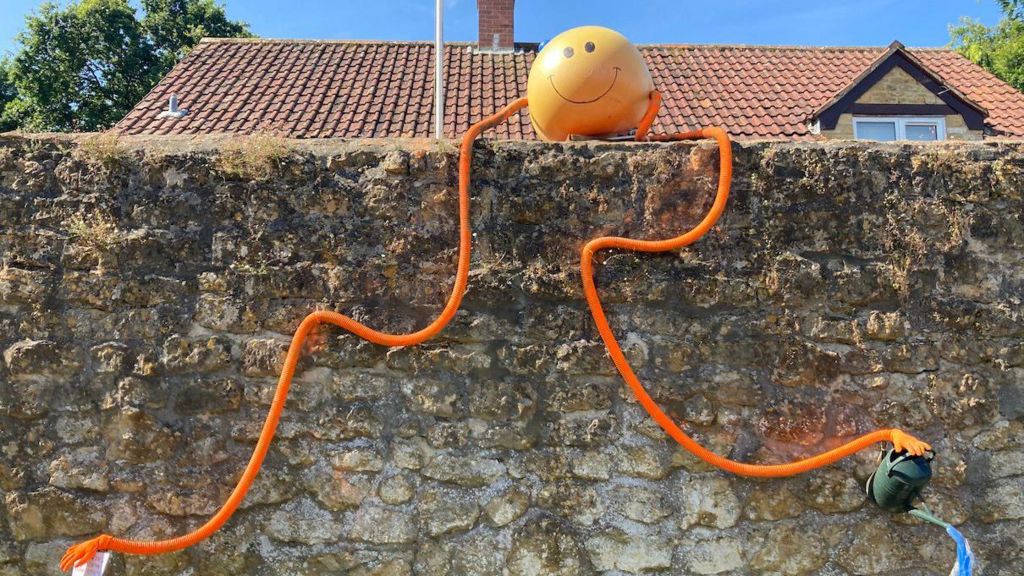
(810, 41, 987, 142)
(853, 117, 945, 141)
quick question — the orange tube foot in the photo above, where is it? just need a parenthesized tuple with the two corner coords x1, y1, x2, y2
(60, 535, 110, 572)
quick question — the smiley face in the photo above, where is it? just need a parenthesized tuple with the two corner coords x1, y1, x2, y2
(548, 42, 621, 104)
(527, 26, 654, 141)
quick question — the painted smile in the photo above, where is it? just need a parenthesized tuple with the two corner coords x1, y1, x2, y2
(548, 67, 621, 104)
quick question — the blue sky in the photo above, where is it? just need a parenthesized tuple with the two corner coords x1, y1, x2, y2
(0, 0, 1006, 59)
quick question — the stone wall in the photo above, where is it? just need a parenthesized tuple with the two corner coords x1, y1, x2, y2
(0, 134, 1022, 576)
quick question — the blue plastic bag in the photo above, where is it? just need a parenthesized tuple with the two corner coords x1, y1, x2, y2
(946, 525, 974, 576)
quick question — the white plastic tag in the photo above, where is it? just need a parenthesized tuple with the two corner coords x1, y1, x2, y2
(72, 552, 110, 576)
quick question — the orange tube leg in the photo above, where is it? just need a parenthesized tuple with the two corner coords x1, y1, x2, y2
(59, 97, 530, 572)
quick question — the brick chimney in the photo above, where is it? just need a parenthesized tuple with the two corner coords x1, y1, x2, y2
(478, 0, 515, 52)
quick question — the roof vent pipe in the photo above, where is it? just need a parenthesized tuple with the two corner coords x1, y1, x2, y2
(434, 0, 445, 139)
(157, 94, 188, 119)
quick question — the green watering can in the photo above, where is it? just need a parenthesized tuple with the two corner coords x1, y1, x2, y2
(864, 448, 974, 575)
(865, 448, 934, 513)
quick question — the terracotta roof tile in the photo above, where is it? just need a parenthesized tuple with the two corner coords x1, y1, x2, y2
(115, 39, 1024, 140)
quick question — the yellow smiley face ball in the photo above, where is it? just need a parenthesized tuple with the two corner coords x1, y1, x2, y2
(527, 26, 654, 141)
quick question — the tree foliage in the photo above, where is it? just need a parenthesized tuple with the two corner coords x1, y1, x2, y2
(998, 0, 1024, 19)
(141, 0, 251, 68)
(0, 60, 17, 132)
(952, 1, 1024, 92)
(1, 0, 251, 132)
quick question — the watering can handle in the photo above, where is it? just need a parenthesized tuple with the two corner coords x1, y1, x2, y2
(886, 449, 936, 477)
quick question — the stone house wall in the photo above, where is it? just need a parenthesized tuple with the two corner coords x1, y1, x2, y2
(0, 135, 1022, 575)
(823, 67, 985, 141)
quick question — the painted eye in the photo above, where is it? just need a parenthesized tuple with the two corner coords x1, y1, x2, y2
(563, 46, 574, 58)
(585, 42, 596, 53)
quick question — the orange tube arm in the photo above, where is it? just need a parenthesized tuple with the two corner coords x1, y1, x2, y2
(634, 90, 662, 141)
(580, 126, 931, 477)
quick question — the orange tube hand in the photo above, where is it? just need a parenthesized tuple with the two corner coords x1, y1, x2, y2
(892, 429, 932, 456)
(580, 125, 931, 477)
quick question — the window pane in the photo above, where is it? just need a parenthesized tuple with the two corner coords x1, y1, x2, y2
(856, 121, 897, 141)
(906, 124, 939, 141)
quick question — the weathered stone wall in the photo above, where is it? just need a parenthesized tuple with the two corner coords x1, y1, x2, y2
(0, 135, 1022, 576)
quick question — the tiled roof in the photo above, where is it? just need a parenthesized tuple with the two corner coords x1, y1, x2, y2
(114, 39, 1024, 140)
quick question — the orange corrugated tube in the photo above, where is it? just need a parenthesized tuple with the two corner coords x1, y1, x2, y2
(587, 107, 931, 477)
(63, 95, 930, 571)
(59, 97, 530, 572)
(634, 90, 663, 141)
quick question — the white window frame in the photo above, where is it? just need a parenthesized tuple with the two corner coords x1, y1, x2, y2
(853, 116, 946, 142)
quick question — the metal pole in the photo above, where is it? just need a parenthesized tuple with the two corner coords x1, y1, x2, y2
(434, 0, 445, 139)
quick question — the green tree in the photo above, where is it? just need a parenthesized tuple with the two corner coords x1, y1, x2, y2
(4, 0, 250, 132)
(998, 0, 1024, 19)
(952, 1, 1024, 92)
(0, 59, 18, 132)
(142, 0, 251, 68)
(9, 0, 160, 132)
